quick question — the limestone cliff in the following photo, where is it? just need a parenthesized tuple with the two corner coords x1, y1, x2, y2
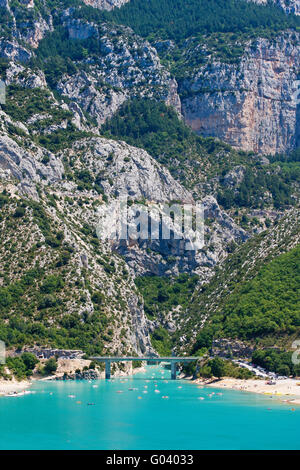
(181, 32, 300, 154)
(57, 17, 181, 125)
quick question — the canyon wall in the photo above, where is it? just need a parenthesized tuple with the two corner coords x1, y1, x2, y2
(181, 33, 300, 154)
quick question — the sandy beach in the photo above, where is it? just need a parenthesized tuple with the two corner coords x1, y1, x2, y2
(193, 377, 300, 404)
(0, 379, 31, 396)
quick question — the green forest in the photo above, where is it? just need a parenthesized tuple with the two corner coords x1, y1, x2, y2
(252, 349, 300, 377)
(91, 0, 300, 41)
(135, 273, 199, 320)
(192, 244, 300, 353)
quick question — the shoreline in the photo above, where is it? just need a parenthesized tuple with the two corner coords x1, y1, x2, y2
(189, 376, 300, 405)
(4, 363, 300, 406)
(0, 379, 32, 397)
(0, 361, 146, 396)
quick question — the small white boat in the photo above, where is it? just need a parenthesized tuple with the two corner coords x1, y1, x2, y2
(6, 390, 31, 397)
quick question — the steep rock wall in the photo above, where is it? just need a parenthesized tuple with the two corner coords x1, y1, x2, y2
(181, 33, 300, 154)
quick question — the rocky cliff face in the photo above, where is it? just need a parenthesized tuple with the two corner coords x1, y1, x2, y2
(181, 32, 300, 154)
(0, 0, 52, 49)
(56, 17, 180, 125)
(0, 0, 298, 358)
(111, 195, 248, 278)
(82, 0, 130, 10)
(2, 1, 298, 155)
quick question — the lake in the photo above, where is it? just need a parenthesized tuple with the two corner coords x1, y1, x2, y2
(0, 365, 299, 450)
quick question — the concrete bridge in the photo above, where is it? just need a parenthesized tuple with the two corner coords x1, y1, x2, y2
(90, 356, 198, 380)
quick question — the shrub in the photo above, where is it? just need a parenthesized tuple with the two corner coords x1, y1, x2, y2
(43, 357, 58, 375)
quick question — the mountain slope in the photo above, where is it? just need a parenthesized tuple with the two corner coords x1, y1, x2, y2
(180, 209, 300, 352)
(0, 0, 299, 363)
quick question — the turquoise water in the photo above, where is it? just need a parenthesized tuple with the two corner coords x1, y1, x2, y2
(0, 365, 300, 450)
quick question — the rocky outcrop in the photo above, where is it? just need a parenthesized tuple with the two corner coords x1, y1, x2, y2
(211, 338, 255, 359)
(57, 19, 180, 125)
(82, 0, 130, 10)
(57, 370, 101, 380)
(67, 137, 192, 202)
(0, 132, 64, 195)
(16, 16, 52, 49)
(22, 348, 84, 360)
(5, 62, 47, 89)
(0, 1, 52, 49)
(181, 32, 300, 154)
(0, 39, 31, 62)
(107, 195, 248, 277)
(248, 0, 300, 15)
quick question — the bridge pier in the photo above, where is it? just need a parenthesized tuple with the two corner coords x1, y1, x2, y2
(105, 360, 111, 379)
(91, 356, 197, 380)
(171, 361, 177, 380)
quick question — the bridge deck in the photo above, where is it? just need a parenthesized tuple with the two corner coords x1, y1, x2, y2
(91, 357, 197, 362)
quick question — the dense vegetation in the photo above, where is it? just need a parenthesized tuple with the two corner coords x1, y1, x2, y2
(102, 97, 219, 185)
(217, 164, 298, 210)
(252, 349, 300, 377)
(183, 356, 254, 379)
(136, 273, 199, 356)
(0, 352, 38, 380)
(0, 196, 111, 355)
(191, 244, 300, 352)
(135, 273, 199, 320)
(150, 326, 172, 356)
(100, 0, 300, 41)
(34, 25, 104, 87)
